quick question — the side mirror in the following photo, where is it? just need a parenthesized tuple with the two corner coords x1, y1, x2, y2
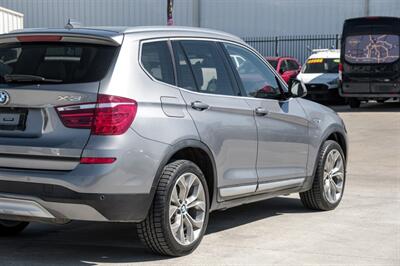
(288, 79, 307, 98)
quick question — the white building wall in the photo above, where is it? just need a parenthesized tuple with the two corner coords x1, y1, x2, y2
(200, 0, 400, 36)
(0, 6, 23, 34)
(0, 0, 194, 29)
(0, 0, 398, 37)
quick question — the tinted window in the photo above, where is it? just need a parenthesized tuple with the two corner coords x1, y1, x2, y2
(287, 60, 299, 70)
(172, 42, 197, 91)
(267, 59, 278, 69)
(224, 43, 283, 99)
(141, 41, 175, 85)
(279, 60, 288, 72)
(180, 41, 236, 96)
(345, 34, 399, 64)
(0, 42, 117, 84)
(302, 58, 339, 74)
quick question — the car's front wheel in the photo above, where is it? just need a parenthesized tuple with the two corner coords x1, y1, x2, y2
(137, 160, 209, 257)
(0, 220, 29, 236)
(300, 140, 346, 211)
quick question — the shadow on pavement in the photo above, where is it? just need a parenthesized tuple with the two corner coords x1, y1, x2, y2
(207, 196, 308, 234)
(0, 197, 308, 265)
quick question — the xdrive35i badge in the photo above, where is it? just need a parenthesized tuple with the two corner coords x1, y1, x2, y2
(0, 91, 10, 105)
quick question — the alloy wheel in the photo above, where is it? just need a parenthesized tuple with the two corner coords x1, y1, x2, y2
(169, 172, 206, 246)
(323, 149, 345, 204)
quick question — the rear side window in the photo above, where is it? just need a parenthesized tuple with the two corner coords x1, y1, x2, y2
(267, 59, 278, 69)
(179, 40, 236, 96)
(345, 34, 399, 64)
(172, 42, 197, 91)
(0, 42, 117, 84)
(141, 41, 175, 85)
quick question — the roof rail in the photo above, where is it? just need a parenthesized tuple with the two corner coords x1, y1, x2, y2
(65, 19, 82, 30)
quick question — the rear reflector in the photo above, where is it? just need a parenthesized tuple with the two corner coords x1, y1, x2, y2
(80, 157, 116, 164)
(17, 35, 63, 42)
(338, 63, 343, 81)
(56, 94, 137, 135)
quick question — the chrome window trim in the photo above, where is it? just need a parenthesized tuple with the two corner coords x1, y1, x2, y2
(138, 36, 290, 101)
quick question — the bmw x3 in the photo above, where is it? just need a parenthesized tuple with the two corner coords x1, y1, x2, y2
(0, 26, 348, 256)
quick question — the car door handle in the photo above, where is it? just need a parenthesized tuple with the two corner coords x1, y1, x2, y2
(255, 107, 269, 116)
(191, 101, 210, 111)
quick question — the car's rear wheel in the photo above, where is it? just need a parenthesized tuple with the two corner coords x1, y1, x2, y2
(0, 220, 29, 236)
(349, 98, 361, 108)
(300, 140, 346, 211)
(137, 160, 209, 257)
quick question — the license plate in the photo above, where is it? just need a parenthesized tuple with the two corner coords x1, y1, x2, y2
(0, 109, 28, 131)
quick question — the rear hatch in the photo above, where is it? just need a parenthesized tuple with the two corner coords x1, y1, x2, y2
(0, 34, 120, 170)
(341, 17, 400, 94)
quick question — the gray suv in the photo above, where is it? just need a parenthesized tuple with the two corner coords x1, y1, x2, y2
(0, 26, 347, 256)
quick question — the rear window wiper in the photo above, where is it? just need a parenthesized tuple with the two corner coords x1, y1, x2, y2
(3, 74, 63, 83)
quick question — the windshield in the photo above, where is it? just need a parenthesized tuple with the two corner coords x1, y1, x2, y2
(267, 60, 278, 69)
(345, 34, 399, 64)
(0, 42, 117, 84)
(302, 58, 339, 74)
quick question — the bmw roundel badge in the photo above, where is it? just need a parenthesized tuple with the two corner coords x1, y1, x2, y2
(0, 91, 10, 105)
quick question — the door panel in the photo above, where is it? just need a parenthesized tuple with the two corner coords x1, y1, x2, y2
(222, 42, 309, 190)
(172, 40, 258, 197)
(245, 98, 309, 185)
(181, 90, 258, 190)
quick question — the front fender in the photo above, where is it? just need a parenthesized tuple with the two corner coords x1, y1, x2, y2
(296, 99, 348, 191)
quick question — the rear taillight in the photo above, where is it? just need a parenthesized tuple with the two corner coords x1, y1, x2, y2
(56, 94, 137, 135)
(338, 63, 343, 82)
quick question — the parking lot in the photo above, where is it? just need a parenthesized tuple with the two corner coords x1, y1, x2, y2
(0, 102, 399, 266)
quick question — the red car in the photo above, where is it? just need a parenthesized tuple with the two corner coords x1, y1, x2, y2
(266, 57, 301, 83)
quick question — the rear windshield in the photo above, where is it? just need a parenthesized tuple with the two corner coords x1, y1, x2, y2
(0, 42, 118, 84)
(345, 34, 399, 64)
(267, 60, 278, 69)
(302, 58, 339, 74)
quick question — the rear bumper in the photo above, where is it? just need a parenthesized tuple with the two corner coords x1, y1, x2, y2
(0, 180, 152, 222)
(340, 82, 400, 98)
(0, 129, 172, 223)
(339, 92, 400, 98)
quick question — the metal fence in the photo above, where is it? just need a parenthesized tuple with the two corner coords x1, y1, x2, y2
(243, 34, 341, 63)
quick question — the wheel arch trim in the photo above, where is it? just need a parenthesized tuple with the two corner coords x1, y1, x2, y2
(146, 139, 218, 215)
(301, 126, 348, 192)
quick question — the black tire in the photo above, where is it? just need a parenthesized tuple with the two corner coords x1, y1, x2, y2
(300, 140, 346, 211)
(137, 160, 210, 257)
(349, 98, 361, 108)
(0, 220, 29, 236)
